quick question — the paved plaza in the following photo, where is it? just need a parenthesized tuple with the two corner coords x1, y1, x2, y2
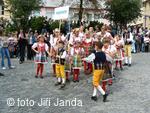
(0, 53, 150, 113)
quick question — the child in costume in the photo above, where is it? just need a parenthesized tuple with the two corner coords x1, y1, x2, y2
(83, 33, 94, 74)
(55, 41, 67, 89)
(79, 25, 85, 40)
(50, 28, 61, 76)
(83, 42, 108, 102)
(123, 30, 133, 66)
(69, 28, 82, 45)
(32, 35, 50, 78)
(114, 35, 124, 70)
(144, 34, 150, 52)
(102, 39, 117, 86)
(64, 43, 73, 82)
(70, 41, 84, 82)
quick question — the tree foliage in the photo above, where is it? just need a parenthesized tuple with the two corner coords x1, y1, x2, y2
(106, 0, 141, 27)
(5, 0, 42, 31)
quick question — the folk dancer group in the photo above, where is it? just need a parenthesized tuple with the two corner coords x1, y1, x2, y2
(32, 26, 133, 102)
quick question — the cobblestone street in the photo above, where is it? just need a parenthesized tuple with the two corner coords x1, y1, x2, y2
(0, 53, 150, 113)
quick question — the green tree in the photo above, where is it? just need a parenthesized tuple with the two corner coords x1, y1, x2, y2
(106, 0, 141, 28)
(5, 0, 42, 31)
(29, 16, 46, 32)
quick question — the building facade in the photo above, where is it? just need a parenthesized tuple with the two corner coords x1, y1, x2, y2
(143, 0, 150, 29)
(131, 0, 150, 29)
(32, 0, 110, 24)
(0, 0, 10, 20)
(0, 0, 110, 24)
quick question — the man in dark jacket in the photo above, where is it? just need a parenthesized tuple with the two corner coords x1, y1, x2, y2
(18, 30, 27, 64)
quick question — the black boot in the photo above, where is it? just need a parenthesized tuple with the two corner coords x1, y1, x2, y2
(60, 83, 66, 89)
(123, 63, 128, 66)
(103, 93, 108, 102)
(0, 73, 4, 76)
(66, 79, 70, 82)
(73, 80, 76, 82)
(40, 76, 44, 79)
(55, 82, 61, 86)
(91, 96, 97, 101)
(76, 79, 79, 82)
(120, 67, 123, 70)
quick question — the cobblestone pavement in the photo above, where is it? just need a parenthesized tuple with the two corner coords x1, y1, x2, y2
(0, 53, 150, 113)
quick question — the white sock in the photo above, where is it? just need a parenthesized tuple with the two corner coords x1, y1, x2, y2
(62, 78, 66, 84)
(128, 57, 132, 64)
(125, 57, 128, 64)
(92, 87, 97, 96)
(58, 77, 61, 83)
(97, 85, 105, 95)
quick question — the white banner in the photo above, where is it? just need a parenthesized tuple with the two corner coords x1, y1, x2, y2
(53, 6, 69, 20)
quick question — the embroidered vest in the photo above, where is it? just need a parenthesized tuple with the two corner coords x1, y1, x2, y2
(37, 43, 45, 55)
(55, 48, 65, 65)
(94, 51, 106, 69)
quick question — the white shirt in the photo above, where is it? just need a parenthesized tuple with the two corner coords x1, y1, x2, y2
(104, 32, 112, 38)
(103, 45, 117, 54)
(125, 32, 133, 43)
(115, 40, 124, 47)
(70, 47, 84, 56)
(32, 43, 49, 51)
(29, 36, 32, 44)
(50, 35, 58, 48)
(79, 32, 84, 39)
(74, 36, 82, 43)
(69, 35, 82, 45)
(97, 31, 112, 38)
(83, 35, 94, 43)
(102, 45, 117, 62)
(59, 51, 67, 59)
(97, 31, 113, 42)
(83, 53, 95, 62)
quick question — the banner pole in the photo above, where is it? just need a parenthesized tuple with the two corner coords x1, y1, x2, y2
(59, 19, 62, 31)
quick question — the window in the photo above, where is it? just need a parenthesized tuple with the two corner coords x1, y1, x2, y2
(0, 5, 2, 15)
(2, 5, 4, 15)
(46, 9, 54, 18)
(0, 0, 4, 15)
(73, 13, 79, 20)
(87, 14, 92, 21)
(94, 14, 100, 20)
(0, 5, 4, 15)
